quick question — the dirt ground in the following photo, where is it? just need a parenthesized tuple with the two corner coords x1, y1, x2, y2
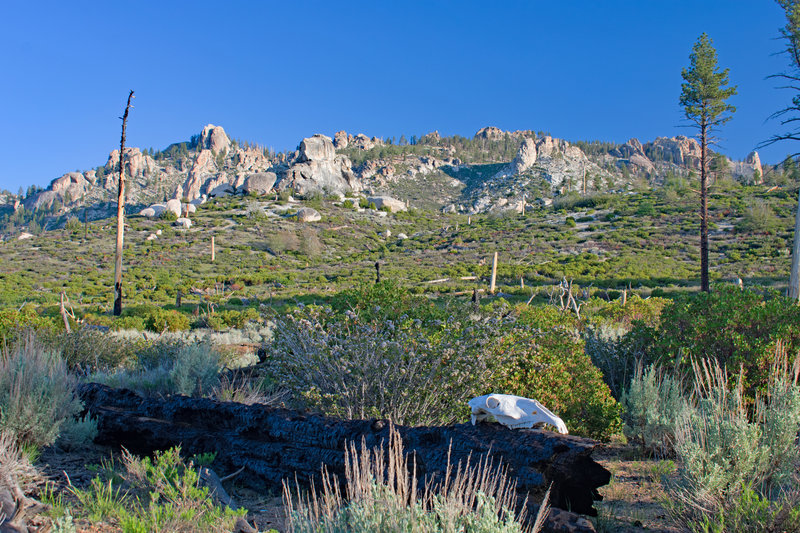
(591, 445, 683, 533)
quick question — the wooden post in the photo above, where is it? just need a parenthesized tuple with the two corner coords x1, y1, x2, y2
(375, 261, 381, 283)
(211, 236, 216, 262)
(113, 90, 134, 317)
(176, 289, 182, 308)
(60, 291, 71, 333)
(468, 216, 471, 225)
(490, 252, 498, 294)
(521, 277, 525, 289)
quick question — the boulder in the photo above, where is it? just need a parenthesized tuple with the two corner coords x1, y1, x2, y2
(475, 126, 505, 141)
(148, 204, 167, 217)
(139, 207, 156, 217)
(199, 124, 231, 154)
(397, 233, 408, 240)
(367, 196, 407, 212)
(298, 134, 336, 163)
(280, 135, 360, 195)
(17, 232, 33, 240)
(175, 217, 192, 229)
(165, 199, 182, 217)
(511, 138, 538, 174)
(146, 233, 158, 241)
(241, 172, 277, 195)
(333, 130, 349, 149)
(186, 203, 197, 214)
(182, 150, 218, 200)
(209, 183, 234, 198)
(295, 207, 321, 222)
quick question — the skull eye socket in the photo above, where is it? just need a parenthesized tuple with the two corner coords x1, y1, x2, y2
(487, 398, 500, 409)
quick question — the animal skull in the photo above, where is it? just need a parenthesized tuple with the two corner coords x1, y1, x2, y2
(468, 394, 569, 434)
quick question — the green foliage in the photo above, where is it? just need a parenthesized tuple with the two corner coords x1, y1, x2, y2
(680, 33, 737, 129)
(124, 306, 191, 332)
(631, 286, 800, 398)
(204, 308, 260, 331)
(0, 334, 82, 448)
(72, 447, 245, 533)
(0, 305, 57, 343)
(92, 343, 221, 397)
(268, 305, 503, 426)
(664, 357, 800, 532)
(160, 210, 178, 222)
(735, 199, 777, 233)
(491, 306, 622, 440)
(621, 364, 686, 456)
(565, 216, 577, 228)
(342, 199, 355, 209)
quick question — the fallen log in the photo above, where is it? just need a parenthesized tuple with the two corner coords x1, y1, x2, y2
(78, 383, 609, 517)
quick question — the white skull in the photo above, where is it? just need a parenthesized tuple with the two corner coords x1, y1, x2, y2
(468, 393, 568, 434)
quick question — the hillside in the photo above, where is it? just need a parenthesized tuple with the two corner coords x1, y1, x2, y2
(0, 124, 764, 235)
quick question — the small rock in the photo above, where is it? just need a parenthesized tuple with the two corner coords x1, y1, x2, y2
(156, 229, 162, 235)
(174, 217, 192, 229)
(17, 232, 33, 240)
(146, 233, 158, 241)
(397, 233, 408, 240)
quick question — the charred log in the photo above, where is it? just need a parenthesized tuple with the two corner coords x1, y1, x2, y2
(78, 383, 609, 517)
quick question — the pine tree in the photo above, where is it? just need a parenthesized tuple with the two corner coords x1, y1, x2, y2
(679, 33, 737, 292)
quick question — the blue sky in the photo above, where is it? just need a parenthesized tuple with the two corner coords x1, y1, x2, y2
(0, 1, 793, 192)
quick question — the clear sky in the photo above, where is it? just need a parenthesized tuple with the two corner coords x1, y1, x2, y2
(0, 1, 794, 193)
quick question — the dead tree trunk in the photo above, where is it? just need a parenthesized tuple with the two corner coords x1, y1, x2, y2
(78, 383, 610, 516)
(113, 90, 134, 316)
(791, 186, 800, 301)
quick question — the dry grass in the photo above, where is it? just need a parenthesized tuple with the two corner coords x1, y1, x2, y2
(283, 423, 549, 533)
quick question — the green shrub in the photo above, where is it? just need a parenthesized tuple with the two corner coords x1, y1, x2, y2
(491, 310, 622, 440)
(664, 356, 800, 532)
(0, 305, 57, 342)
(342, 199, 355, 209)
(565, 216, 577, 228)
(630, 286, 800, 399)
(92, 343, 220, 398)
(205, 308, 259, 331)
(621, 364, 686, 456)
(169, 344, 221, 396)
(72, 447, 245, 533)
(140, 307, 190, 332)
(0, 335, 83, 448)
(54, 328, 136, 371)
(160, 210, 178, 222)
(267, 306, 502, 426)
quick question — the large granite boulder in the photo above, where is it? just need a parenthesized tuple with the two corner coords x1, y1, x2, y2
(199, 124, 230, 154)
(241, 172, 277, 195)
(279, 134, 360, 196)
(511, 138, 538, 174)
(367, 196, 407, 212)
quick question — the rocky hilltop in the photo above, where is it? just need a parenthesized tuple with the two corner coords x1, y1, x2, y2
(1, 124, 764, 231)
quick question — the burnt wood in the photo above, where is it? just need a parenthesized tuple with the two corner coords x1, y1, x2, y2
(78, 382, 609, 516)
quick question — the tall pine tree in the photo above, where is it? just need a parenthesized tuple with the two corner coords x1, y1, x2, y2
(679, 33, 737, 292)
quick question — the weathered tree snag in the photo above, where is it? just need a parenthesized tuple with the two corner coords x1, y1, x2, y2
(113, 90, 134, 316)
(78, 383, 609, 517)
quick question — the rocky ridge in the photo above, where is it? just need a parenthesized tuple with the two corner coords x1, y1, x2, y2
(6, 124, 765, 227)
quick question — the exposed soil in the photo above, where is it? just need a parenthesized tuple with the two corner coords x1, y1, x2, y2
(592, 445, 683, 533)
